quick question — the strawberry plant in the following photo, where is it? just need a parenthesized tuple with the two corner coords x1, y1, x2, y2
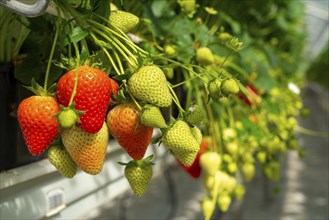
(2, 0, 315, 219)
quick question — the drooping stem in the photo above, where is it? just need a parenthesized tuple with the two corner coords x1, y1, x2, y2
(68, 41, 80, 106)
(44, 14, 60, 92)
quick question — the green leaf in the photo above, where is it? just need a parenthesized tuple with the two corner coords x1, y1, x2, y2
(151, 135, 162, 145)
(92, 0, 110, 20)
(64, 27, 89, 46)
(14, 54, 42, 84)
(80, 45, 90, 64)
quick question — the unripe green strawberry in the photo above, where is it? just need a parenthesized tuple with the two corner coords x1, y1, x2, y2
(202, 197, 215, 220)
(219, 97, 229, 104)
(256, 151, 267, 164)
(57, 108, 78, 129)
(225, 142, 239, 157)
(218, 192, 232, 212)
(128, 65, 172, 107)
(140, 104, 167, 128)
(264, 161, 280, 181)
(287, 138, 298, 150)
(109, 10, 139, 33)
(184, 105, 206, 126)
(179, 0, 197, 14)
(162, 120, 200, 166)
(208, 78, 222, 100)
(223, 174, 237, 194)
(219, 32, 232, 42)
(123, 156, 153, 197)
(222, 128, 237, 141)
(203, 174, 215, 193)
(61, 122, 109, 175)
(241, 163, 255, 182)
(221, 78, 239, 96)
(199, 152, 221, 176)
(164, 45, 176, 56)
(190, 126, 202, 145)
(196, 47, 214, 66)
(227, 162, 238, 174)
(48, 145, 77, 178)
(234, 184, 246, 200)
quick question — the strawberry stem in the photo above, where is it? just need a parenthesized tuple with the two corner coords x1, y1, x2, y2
(295, 126, 328, 137)
(43, 7, 60, 92)
(218, 49, 233, 68)
(68, 41, 80, 106)
(128, 90, 142, 111)
(168, 83, 185, 115)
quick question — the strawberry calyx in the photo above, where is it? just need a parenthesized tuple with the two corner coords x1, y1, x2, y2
(118, 155, 154, 167)
(24, 78, 56, 97)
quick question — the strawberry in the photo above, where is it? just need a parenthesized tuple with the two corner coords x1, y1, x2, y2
(106, 103, 153, 160)
(128, 65, 172, 107)
(202, 197, 215, 220)
(140, 104, 167, 128)
(48, 145, 77, 178)
(109, 10, 139, 33)
(190, 126, 202, 145)
(178, 138, 208, 178)
(123, 156, 153, 197)
(199, 152, 221, 176)
(221, 78, 240, 97)
(179, 0, 197, 18)
(217, 192, 232, 212)
(227, 162, 238, 174)
(208, 78, 222, 100)
(109, 77, 119, 107)
(61, 122, 109, 175)
(184, 104, 206, 126)
(18, 95, 60, 155)
(196, 47, 215, 66)
(263, 161, 280, 181)
(256, 151, 267, 164)
(234, 184, 246, 200)
(56, 106, 81, 129)
(241, 163, 255, 182)
(56, 66, 112, 134)
(162, 120, 200, 166)
(225, 142, 239, 157)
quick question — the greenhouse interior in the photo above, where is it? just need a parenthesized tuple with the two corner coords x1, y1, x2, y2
(0, 0, 328, 220)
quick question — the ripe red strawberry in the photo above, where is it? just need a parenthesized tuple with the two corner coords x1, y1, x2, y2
(122, 156, 153, 197)
(178, 138, 209, 178)
(106, 103, 153, 160)
(109, 77, 119, 107)
(56, 66, 112, 134)
(18, 96, 60, 155)
(61, 122, 109, 175)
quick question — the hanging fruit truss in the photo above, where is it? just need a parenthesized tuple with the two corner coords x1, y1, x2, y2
(1, 0, 312, 219)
